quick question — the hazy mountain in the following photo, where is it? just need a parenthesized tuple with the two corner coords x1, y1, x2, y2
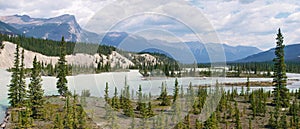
(237, 44, 300, 62)
(101, 32, 262, 63)
(0, 20, 21, 35)
(0, 14, 262, 63)
(0, 14, 101, 43)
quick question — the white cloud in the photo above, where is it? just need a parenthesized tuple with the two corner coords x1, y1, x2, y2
(0, 0, 299, 50)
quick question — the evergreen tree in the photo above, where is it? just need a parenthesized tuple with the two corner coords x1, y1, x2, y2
(54, 114, 64, 129)
(63, 95, 74, 128)
(8, 45, 27, 107)
(234, 101, 242, 129)
(122, 82, 134, 117)
(279, 113, 287, 129)
(8, 43, 20, 107)
(203, 112, 218, 129)
(56, 36, 69, 96)
(18, 49, 26, 105)
(28, 56, 45, 119)
(112, 87, 119, 109)
(246, 77, 250, 96)
(147, 101, 154, 117)
(160, 83, 170, 106)
(240, 85, 245, 96)
(272, 28, 290, 108)
(173, 78, 179, 103)
(104, 82, 109, 103)
(20, 102, 33, 128)
(136, 85, 144, 111)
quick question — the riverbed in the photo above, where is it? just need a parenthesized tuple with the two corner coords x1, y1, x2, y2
(1, 69, 300, 119)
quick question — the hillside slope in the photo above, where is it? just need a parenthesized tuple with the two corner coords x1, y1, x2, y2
(0, 21, 21, 35)
(0, 41, 134, 69)
(237, 44, 300, 62)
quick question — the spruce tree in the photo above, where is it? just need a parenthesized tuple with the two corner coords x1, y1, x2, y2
(56, 36, 69, 96)
(272, 28, 290, 108)
(136, 85, 143, 111)
(8, 43, 20, 107)
(63, 95, 73, 128)
(112, 87, 119, 109)
(28, 56, 45, 119)
(54, 113, 64, 129)
(246, 77, 250, 96)
(234, 101, 242, 129)
(104, 82, 109, 103)
(173, 78, 179, 103)
(18, 49, 26, 106)
(160, 83, 170, 106)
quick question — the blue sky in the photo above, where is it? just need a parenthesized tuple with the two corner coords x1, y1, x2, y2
(0, 0, 299, 50)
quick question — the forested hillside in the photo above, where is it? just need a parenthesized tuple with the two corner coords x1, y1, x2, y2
(0, 34, 115, 56)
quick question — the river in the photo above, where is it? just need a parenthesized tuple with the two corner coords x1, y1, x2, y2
(1, 69, 300, 119)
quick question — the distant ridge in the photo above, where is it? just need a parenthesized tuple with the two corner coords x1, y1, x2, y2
(237, 44, 300, 62)
(0, 20, 21, 35)
(0, 14, 101, 43)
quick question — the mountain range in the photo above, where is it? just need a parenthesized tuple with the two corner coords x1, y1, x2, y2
(0, 20, 21, 35)
(0, 14, 101, 43)
(5, 14, 297, 63)
(238, 44, 300, 62)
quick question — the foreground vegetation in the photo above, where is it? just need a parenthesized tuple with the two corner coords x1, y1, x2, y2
(99, 79, 300, 129)
(3, 28, 300, 129)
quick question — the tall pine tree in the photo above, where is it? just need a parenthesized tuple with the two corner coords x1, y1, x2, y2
(56, 37, 69, 96)
(8, 44, 26, 107)
(8, 43, 20, 107)
(18, 49, 26, 106)
(28, 56, 45, 118)
(272, 28, 290, 108)
(173, 78, 179, 103)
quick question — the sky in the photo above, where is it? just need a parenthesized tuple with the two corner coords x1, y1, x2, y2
(0, 0, 299, 50)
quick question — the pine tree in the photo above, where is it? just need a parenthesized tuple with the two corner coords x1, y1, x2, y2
(122, 83, 134, 117)
(78, 107, 87, 129)
(246, 77, 250, 96)
(20, 102, 33, 128)
(56, 36, 69, 96)
(240, 85, 245, 96)
(279, 113, 287, 129)
(173, 78, 179, 103)
(54, 113, 63, 128)
(272, 28, 290, 108)
(8, 43, 20, 107)
(105, 82, 109, 103)
(18, 49, 26, 106)
(112, 87, 119, 109)
(147, 101, 154, 117)
(136, 85, 144, 111)
(28, 56, 45, 119)
(63, 95, 73, 128)
(160, 83, 170, 106)
(234, 101, 242, 129)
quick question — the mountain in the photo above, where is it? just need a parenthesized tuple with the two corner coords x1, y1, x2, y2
(237, 44, 300, 62)
(0, 14, 262, 63)
(101, 32, 262, 63)
(0, 14, 101, 43)
(0, 20, 21, 35)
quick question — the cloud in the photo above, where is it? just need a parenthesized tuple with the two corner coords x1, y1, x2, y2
(191, 0, 300, 50)
(0, 0, 299, 50)
(0, 0, 114, 26)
